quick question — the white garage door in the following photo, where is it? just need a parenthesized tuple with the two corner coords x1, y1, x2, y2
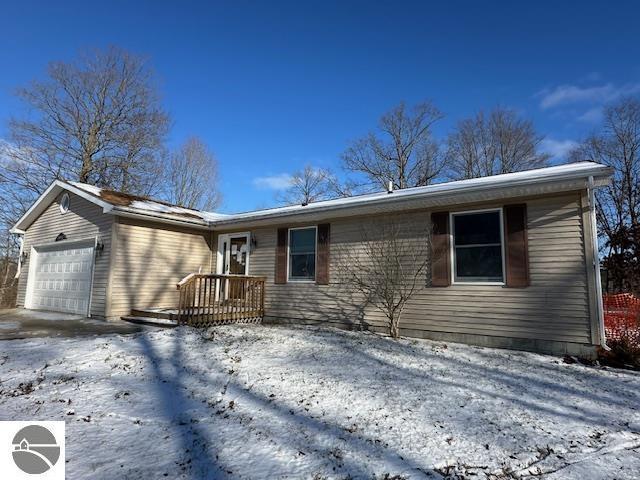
(28, 241, 95, 315)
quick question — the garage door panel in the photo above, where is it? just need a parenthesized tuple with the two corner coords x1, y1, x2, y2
(30, 243, 94, 315)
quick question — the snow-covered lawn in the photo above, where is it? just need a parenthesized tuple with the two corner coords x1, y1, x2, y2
(1, 324, 639, 479)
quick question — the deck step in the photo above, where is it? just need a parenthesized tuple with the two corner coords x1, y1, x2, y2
(122, 316, 178, 327)
(130, 308, 179, 321)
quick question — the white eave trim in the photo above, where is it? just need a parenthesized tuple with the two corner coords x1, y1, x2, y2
(11, 180, 114, 234)
(10, 162, 614, 234)
(11, 179, 212, 233)
(210, 163, 613, 228)
(111, 206, 210, 230)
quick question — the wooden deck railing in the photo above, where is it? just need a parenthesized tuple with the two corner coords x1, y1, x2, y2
(176, 274, 266, 326)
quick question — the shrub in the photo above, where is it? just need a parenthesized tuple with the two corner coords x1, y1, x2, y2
(599, 336, 640, 370)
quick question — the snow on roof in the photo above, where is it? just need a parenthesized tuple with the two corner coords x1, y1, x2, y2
(68, 182, 228, 223)
(212, 161, 612, 225)
(127, 200, 227, 222)
(72, 162, 613, 226)
(11, 162, 612, 234)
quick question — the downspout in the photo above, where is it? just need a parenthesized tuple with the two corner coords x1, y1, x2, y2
(14, 236, 24, 279)
(588, 176, 607, 348)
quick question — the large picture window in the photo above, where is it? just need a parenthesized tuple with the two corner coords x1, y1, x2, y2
(452, 210, 504, 283)
(288, 226, 316, 281)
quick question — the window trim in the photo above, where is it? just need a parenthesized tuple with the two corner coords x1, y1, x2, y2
(449, 207, 506, 286)
(287, 225, 317, 283)
(60, 193, 70, 214)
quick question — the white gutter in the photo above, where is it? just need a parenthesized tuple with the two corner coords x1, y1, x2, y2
(10, 163, 615, 234)
(588, 175, 607, 348)
(211, 167, 612, 228)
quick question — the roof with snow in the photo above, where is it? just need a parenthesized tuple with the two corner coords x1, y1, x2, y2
(11, 162, 613, 234)
(67, 182, 228, 223)
(11, 180, 228, 233)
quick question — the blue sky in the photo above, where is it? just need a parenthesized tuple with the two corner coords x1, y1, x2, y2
(1, 1, 638, 213)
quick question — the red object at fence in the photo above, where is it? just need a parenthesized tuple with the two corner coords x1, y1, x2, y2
(603, 293, 640, 344)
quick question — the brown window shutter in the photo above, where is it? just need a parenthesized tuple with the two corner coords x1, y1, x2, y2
(431, 212, 451, 287)
(504, 204, 530, 288)
(316, 223, 330, 285)
(275, 228, 288, 284)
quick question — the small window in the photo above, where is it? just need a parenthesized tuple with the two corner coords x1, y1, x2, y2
(60, 193, 70, 214)
(288, 227, 316, 281)
(452, 210, 504, 283)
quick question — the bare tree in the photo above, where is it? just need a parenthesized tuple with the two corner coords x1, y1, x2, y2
(0, 230, 18, 307)
(447, 107, 549, 179)
(340, 219, 430, 339)
(3, 46, 170, 198)
(342, 101, 445, 191)
(276, 165, 336, 205)
(0, 47, 170, 307)
(165, 137, 221, 210)
(570, 96, 640, 293)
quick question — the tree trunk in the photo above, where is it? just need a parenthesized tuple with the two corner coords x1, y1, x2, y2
(389, 314, 401, 339)
(80, 152, 92, 183)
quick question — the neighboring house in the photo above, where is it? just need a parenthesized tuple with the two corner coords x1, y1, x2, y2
(11, 162, 612, 357)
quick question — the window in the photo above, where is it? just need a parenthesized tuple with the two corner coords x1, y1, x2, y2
(452, 209, 504, 283)
(60, 193, 70, 214)
(288, 226, 316, 281)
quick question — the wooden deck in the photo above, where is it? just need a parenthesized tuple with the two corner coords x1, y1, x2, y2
(130, 303, 263, 325)
(122, 274, 266, 328)
(176, 274, 266, 326)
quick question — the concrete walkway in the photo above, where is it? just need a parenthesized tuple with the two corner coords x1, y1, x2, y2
(0, 308, 143, 340)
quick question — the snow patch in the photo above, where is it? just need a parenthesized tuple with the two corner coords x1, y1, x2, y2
(69, 181, 102, 196)
(1, 325, 638, 479)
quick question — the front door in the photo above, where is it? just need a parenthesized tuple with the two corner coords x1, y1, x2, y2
(217, 233, 250, 299)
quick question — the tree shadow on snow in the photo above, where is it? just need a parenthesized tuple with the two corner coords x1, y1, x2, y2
(282, 326, 639, 429)
(170, 331, 443, 479)
(136, 328, 229, 479)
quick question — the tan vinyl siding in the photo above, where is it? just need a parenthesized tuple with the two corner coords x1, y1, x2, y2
(239, 192, 593, 345)
(16, 192, 113, 318)
(108, 218, 212, 318)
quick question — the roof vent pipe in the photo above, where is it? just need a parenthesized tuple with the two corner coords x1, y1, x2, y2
(387, 181, 394, 194)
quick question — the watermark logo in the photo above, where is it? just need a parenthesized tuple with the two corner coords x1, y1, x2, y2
(12, 425, 60, 474)
(1, 421, 65, 479)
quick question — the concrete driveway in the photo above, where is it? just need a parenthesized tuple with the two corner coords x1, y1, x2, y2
(0, 308, 143, 340)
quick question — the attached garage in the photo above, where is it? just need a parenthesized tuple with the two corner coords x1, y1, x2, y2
(12, 180, 214, 320)
(25, 239, 96, 315)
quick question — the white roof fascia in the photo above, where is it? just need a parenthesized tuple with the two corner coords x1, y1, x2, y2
(211, 162, 613, 228)
(111, 206, 210, 230)
(11, 179, 212, 233)
(10, 181, 61, 234)
(11, 180, 114, 234)
(11, 162, 614, 234)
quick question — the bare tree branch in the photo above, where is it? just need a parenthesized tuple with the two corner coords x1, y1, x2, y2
(276, 165, 337, 205)
(569, 96, 640, 293)
(6, 46, 170, 196)
(338, 218, 431, 338)
(446, 107, 549, 179)
(164, 137, 221, 210)
(342, 101, 446, 192)
(0, 47, 171, 305)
